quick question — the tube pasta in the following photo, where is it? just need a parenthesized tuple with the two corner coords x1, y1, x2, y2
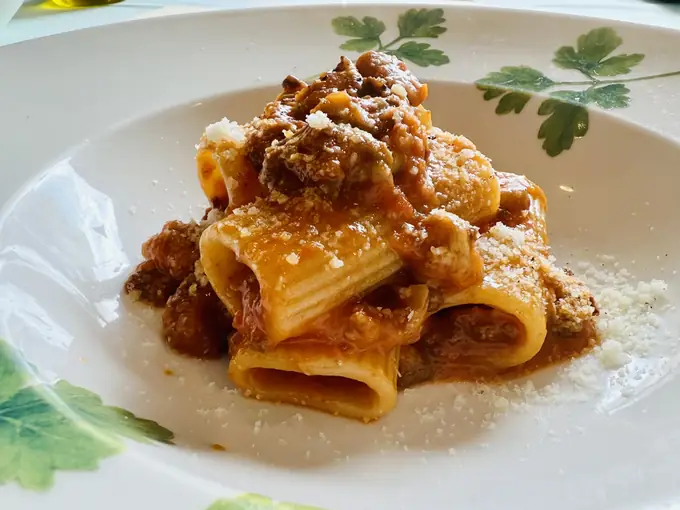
(196, 145, 228, 207)
(427, 127, 501, 224)
(197, 132, 263, 210)
(127, 51, 597, 423)
(229, 337, 400, 421)
(200, 190, 403, 344)
(433, 178, 550, 368)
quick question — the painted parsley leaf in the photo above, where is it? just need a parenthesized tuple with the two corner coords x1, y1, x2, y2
(53, 381, 174, 444)
(0, 340, 27, 402)
(550, 90, 588, 105)
(389, 41, 449, 67)
(397, 8, 447, 38)
(553, 27, 644, 77)
(331, 16, 385, 51)
(586, 84, 631, 109)
(0, 385, 122, 491)
(207, 494, 322, 510)
(528, 84, 628, 157)
(476, 66, 555, 114)
(537, 94, 589, 157)
(0, 338, 174, 491)
(549, 85, 630, 109)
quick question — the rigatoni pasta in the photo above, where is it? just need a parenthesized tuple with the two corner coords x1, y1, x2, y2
(428, 175, 550, 369)
(125, 50, 598, 422)
(200, 189, 403, 344)
(229, 338, 401, 421)
(428, 127, 501, 225)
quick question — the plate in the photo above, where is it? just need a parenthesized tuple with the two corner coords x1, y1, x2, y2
(2, 3, 680, 509)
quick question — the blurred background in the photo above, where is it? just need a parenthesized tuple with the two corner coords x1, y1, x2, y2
(2, 0, 680, 47)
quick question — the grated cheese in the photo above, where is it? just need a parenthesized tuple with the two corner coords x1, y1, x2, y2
(306, 110, 332, 130)
(205, 117, 246, 145)
(460, 255, 673, 418)
(597, 339, 630, 369)
(186, 258, 673, 458)
(492, 223, 526, 246)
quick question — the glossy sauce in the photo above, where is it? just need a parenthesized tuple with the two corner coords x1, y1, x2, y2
(124, 52, 599, 396)
(233, 275, 428, 355)
(399, 305, 598, 388)
(232, 273, 268, 351)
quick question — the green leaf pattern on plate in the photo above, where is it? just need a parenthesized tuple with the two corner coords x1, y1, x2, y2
(584, 84, 631, 109)
(476, 27, 680, 157)
(2, 16, 677, 508)
(0, 338, 174, 492)
(552, 27, 644, 79)
(397, 8, 447, 38)
(0, 341, 320, 509)
(332, 15, 385, 51)
(0, 341, 27, 402)
(207, 493, 323, 510)
(537, 98, 589, 157)
(477, 66, 555, 114)
(332, 9, 450, 67)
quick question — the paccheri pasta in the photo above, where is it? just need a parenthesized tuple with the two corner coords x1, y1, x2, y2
(124, 51, 598, 422)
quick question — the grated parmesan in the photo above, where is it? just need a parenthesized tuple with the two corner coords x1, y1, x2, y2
(306, 110, 332, 130)
(459, 255, 673, 417)
(183, 258, 673, 459)
(205, 117, 246, 145)
(492, 223, 526, 246)
(597, 339, 630, 369)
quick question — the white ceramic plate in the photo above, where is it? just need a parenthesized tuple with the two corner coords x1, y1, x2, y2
(2, 3, 680, 509)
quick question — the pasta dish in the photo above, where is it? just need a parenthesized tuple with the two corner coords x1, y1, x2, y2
(125, 51, 598, 421)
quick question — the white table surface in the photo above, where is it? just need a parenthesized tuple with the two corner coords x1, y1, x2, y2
(3, 0, 680, 47)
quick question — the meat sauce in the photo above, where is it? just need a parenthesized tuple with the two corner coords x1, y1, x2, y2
(251, 51, 482, 291)
(285, 283, 428, 353)
(398, 305, 598, 389)
(124, 50, 598, 391)
(124, 216, 233, 359)
(231, 271, 428, 355)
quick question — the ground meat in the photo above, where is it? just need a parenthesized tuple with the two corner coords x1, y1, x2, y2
(313, 91, 391, 135)
(246, 52, 431, 214)
(260, 122, 394, 199)
(415, 305, 524, 377)
(162, 275, 231, 359)
(141, 220, 203, 280)
(280, 75, 307, 98)
(243, 101, 303, 171)
(397, 344, 433, 389)
(543, 265, 599, 336)
(124, 260, 180, 307)
(246, 59, 364, 173)
(295, 56, 363, 114)
(497, 172, 532, 213)
(384, 104, 433, 210)
(395, 210, 482, 290)
(355, 51, 428, 106)
(358, 76, 390, 98)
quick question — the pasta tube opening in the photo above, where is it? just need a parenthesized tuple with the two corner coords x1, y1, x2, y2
(229, 339, 399, 421)
(248, 370, 379, 411)
(200, 190, 403, 345)
(424, 174, 551, 370)
(420, 304, 531, 372)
